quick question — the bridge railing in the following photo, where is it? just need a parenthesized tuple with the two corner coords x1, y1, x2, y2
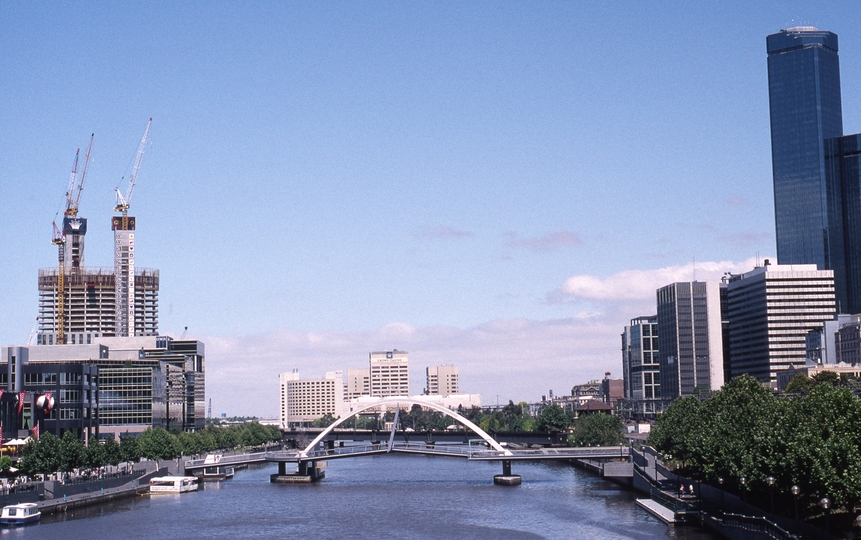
(266, 443, 631, 462)
(702, 512, 800, 540)
(299, 442, 477, 459)
(185, 451, 268, 469)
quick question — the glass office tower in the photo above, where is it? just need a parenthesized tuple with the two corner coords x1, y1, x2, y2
(825, 133, 861, 313)
(767, 27, 843, 268)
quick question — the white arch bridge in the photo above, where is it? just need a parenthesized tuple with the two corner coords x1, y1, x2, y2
(261, 398, 631, 484)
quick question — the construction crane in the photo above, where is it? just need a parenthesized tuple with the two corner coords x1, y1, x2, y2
(65, 134, 93, 218)
(52, 134, 94, 345)
(27, 318, 38, 346)
(114, 118, 152, 228)
(113, 119, 151, 337)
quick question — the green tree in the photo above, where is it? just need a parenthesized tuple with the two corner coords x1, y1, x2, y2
(780, 383, 861, 510)
(85, 440, 107, 470)
(58, 431, 87, 477)
(264, 424, 283, 443)
(19, 432, 59, 479)
(312, 414, 336, 428)
(783, 372, 811, 394)
(647, 394, 704, 467)
(536, 404, 569, 431)
(196, 429, 218, 453)
(0, 456, 12, 474)
(569, 412, 624, 447)
(176, 431, 201, 456)
(138, 428, 180, 461)
(693, 374, 777, 481)
(103, 436, 123, 468)
(120, 435, 141, 469)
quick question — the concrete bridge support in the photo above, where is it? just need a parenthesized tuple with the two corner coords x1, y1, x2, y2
(270, 459, 326, 484)
(493, 460, 522, 486)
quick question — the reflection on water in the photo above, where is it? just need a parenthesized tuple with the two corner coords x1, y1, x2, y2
(27, 456, 716, 539)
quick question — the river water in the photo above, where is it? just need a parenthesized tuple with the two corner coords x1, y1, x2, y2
(16, 455, 717, 539)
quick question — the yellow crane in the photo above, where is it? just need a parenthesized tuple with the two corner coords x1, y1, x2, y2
(51, 134, 93, 344)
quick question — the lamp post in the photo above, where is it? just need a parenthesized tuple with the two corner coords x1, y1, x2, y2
(739, 477, 747, 505)
(791, 485, 800, 520)
(718, 477, 725, 510)
(820, 498, 831, 536)
(767, 476, 776, 514)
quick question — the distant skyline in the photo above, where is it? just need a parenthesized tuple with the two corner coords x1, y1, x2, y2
(2, 3, 860, 416)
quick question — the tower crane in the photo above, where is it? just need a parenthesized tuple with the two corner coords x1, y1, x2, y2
(65, 134, 93, 218)
(52, 134, 94, 345)
(115, 118, 151, 228)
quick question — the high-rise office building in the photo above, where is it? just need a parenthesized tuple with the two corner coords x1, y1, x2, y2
(344, 367, 370, 400)
(279, 370, 346, 428)
(657, 281, 726, 399)
(369, 350, 409, 397)
(767, 27, 843, 268)
(621, 315, 660, 401)
(425, 365, 459, 396)
(727, 262, 836, 385)
(825, 133, 861, 313)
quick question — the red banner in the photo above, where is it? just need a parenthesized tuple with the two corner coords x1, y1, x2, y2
(17, 392, 25, 415)
(30, 424, 38, 441)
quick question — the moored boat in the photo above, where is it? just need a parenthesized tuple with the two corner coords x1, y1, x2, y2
(0, 503, 40, 525)
(148, 475, 199, 494)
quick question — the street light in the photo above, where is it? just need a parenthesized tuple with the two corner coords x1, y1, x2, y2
(718, 477, 725, 510)
(767, 476, 776, 514)
(739, 477, 747, 504)
(791, 485, 800, 519)
(820, 498, 831, 536)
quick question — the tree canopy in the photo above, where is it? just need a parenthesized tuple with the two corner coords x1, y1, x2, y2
(569, 412, 624, 447)
(17, 421, 282, 479)
(649, 374, 861, 514)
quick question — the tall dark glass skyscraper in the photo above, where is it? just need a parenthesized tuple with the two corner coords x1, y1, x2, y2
(825, 134, 861, 313)
(767, 27, 843, 269)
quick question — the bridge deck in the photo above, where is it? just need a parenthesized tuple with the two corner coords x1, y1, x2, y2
(265, 443, 629, 463)
(184, 451, 268, 471)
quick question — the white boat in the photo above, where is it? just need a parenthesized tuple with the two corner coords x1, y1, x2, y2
(148, 475, 199, 494)
(0, 503, 40, 525)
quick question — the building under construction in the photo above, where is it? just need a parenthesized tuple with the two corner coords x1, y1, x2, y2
(37, 120, 158, 345)
(36, 265, 159, 345)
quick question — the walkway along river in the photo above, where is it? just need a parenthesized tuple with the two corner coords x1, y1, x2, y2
(27, 454, 717, 539)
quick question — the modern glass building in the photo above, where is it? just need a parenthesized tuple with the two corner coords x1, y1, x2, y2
(621, 315, 660, 401)
(767, 27, 843, 268)
(656, 281, 726, 399)
(825, 133, 861, 313)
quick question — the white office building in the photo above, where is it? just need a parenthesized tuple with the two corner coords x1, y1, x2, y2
(279, 370, 346, 428)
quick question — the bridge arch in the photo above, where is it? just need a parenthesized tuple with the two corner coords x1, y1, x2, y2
(299, 397, 512, 457)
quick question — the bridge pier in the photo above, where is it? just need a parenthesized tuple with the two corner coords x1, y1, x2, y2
(493, 460, 522, 486)
(270, 459, 327, 484)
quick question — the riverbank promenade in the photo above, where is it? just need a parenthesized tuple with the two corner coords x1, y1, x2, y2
(632, 447, 831, 540)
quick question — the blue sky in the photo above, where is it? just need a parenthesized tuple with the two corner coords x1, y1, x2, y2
(1, 2, 860, 416)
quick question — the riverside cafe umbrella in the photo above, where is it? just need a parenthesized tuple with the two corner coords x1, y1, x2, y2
(3, 439, 29, 452)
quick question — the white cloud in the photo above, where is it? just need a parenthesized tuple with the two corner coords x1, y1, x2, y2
(202, 258, 771, 418)
(556, 257, 765, 301)
(202, 315, 621, 418)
